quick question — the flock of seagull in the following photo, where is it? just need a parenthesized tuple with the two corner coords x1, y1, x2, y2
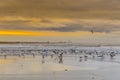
(0, 46, 118, 62)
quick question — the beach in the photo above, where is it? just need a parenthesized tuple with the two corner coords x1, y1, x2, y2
(0, 52, 120, 80)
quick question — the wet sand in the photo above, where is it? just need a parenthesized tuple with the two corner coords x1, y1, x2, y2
(0, 55, 120, 80)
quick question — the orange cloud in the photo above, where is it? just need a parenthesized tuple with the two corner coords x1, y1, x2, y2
(0, 30, 92, 36)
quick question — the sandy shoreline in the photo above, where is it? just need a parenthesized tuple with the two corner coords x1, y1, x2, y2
(0, 54, 120, 80)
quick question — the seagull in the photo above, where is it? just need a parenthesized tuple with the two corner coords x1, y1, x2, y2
(90, 30, 94, 34)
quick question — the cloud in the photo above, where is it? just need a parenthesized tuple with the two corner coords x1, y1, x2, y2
(0, 17, 120, 33)
(1, 0, 120, 44)
(34, 23, 120, 33)
(40, 19, 52, 23)
(0, 0, 120, 19)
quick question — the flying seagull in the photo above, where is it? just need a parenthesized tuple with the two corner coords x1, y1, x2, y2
(90, 30, 94, 34)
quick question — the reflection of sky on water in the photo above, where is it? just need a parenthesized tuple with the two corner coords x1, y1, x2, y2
(0, 55, 119, 80)
(0, 56, 73, 74)
(0, 54, 106, 75)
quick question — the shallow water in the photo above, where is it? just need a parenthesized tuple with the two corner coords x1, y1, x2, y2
(0, 54, 120, 80)
(0, 55, 78, 74)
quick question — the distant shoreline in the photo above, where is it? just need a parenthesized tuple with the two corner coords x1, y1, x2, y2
(0, 41, 120, 47)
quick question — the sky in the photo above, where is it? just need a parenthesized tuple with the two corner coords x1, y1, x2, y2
(0, 0, 120, 45)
